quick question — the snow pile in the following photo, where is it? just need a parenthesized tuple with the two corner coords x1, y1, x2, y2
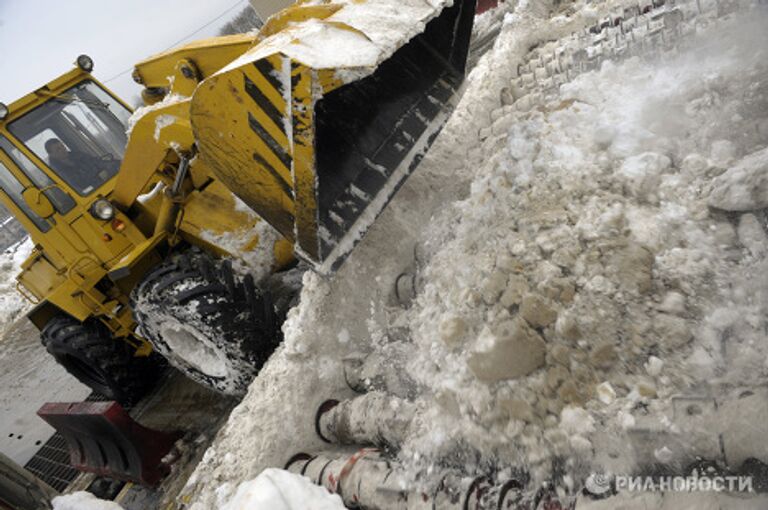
(0, 238, 34, 336)
(52, 492, 123, 510)
(221, 469, 344, 510)
(182, 0, 768, 506)
(397, 3, 768, 485)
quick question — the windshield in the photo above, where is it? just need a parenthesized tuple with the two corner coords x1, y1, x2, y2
(8, 80, 131, 196)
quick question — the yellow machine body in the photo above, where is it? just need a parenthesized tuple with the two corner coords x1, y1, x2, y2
(0, 0, 475, 355)
(0, 67, 292, 353)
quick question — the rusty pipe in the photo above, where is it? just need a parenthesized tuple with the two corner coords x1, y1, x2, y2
(285, 450, 559, 510)
(316, 392, 417, 448)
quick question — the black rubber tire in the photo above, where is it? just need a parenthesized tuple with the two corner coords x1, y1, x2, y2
(41, 315, 162, 406)
(131, 248, 291, 396)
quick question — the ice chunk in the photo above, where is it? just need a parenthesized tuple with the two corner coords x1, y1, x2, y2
(615, 152, 671, 203)
(644, 356, 664, 377)
(467, 320, 546, 383)
(708, 147, 768, 211)
(560, 406, 595, 435)
(737, 214, 767, 258)
(595, 382, 616, 405)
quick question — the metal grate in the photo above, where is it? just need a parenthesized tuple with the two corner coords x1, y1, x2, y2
(23, 392, 113, 492)
(23, 432, 79, 492)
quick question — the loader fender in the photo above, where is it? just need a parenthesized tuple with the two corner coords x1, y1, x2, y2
(108, 232, 167, 282)
(26, 300, 63, 331)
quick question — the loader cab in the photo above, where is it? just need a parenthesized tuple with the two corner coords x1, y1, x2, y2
(0, 60, 132, 264)
(8, 80, 129, 197)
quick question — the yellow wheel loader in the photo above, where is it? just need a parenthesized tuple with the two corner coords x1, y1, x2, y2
(0, 0, 476, 402)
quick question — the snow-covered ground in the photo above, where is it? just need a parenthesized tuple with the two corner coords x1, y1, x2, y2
(0, 238, 91, 465)
(178, 0, 768, 507)
(0, 238, 34, 334)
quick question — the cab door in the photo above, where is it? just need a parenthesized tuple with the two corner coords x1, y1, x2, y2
(0, 137, 84, 268)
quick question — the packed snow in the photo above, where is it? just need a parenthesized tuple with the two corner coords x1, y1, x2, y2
(52, 492, 124, 510)
(0, 238, 34, 337)
(220, 469, 344, 510)
(126, 93, 187, 136)
(199, 199, 283, 281)
(179, 0, 768, 507)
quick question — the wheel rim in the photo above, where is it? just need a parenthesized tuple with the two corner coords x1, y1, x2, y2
(159, 323, 229, 378)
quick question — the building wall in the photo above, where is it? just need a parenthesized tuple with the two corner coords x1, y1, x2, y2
(249, 0, 294, 20)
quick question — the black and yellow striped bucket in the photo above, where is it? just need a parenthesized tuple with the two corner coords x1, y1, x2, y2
(192, 0, 476, 272)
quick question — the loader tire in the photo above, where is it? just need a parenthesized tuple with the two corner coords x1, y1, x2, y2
(131, 249, 288, 396)
(41, 315, 162, 406)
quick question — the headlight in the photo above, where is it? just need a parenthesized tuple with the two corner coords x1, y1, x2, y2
(0, 103, 8, 121)
(76, 54, 94, 73)
(90, 199, 115, 220)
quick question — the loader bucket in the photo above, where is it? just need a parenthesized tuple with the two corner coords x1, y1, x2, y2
(192, 0, 476, 272)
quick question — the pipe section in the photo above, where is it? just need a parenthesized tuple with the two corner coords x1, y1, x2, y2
(316, 392, 417, 448)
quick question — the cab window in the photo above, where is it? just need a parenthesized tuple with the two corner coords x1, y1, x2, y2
(0, 160, 51, 232)
(8, 81, 130, 197)
(0, 137, 76, 215)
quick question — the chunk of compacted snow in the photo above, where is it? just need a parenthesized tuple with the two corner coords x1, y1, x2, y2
(560, 406, 596, 436)
(221, 469, 344, 510)
(708, 147, 768, 211)
(52, 492, 124, 510)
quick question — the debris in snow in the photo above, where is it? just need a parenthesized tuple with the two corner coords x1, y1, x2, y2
(644, 356, 664, 377)
(221, 469, 344, 510)
(595, 382, 615, 405)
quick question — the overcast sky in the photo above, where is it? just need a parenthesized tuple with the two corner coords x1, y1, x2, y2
(0, 0, 251, 104)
